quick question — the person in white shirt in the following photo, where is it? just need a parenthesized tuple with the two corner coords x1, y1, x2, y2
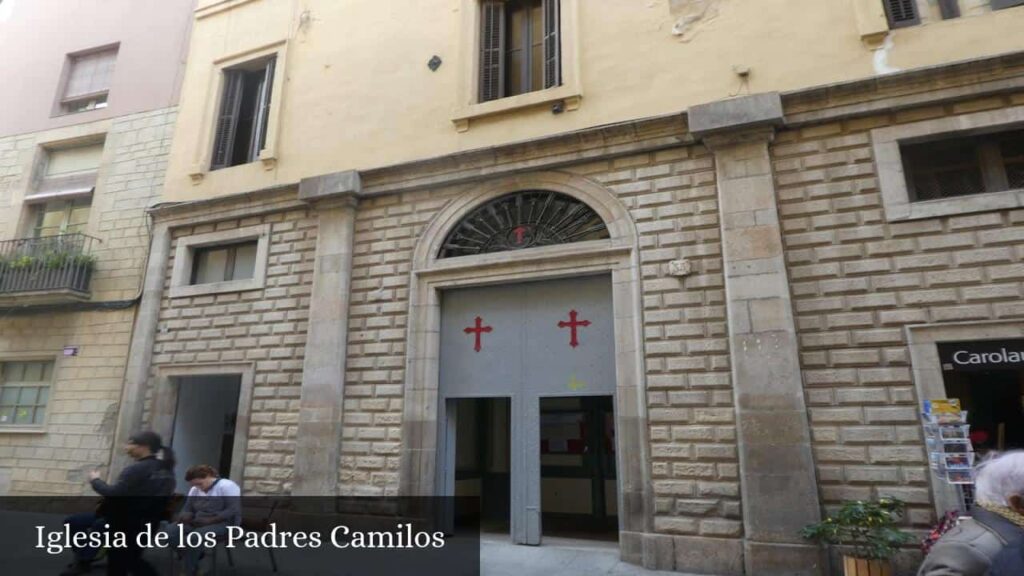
(169, 465, 241, 575)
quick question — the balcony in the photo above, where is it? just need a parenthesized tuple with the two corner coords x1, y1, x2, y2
(0, 233, 97, 305)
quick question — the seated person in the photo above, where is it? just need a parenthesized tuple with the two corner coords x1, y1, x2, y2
(168, 465, 241, 576)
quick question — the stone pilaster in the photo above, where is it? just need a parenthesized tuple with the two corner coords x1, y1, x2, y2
(292, 171, 361, 495)
(690, 94, 824, 575)
(111, 222, 172, 476)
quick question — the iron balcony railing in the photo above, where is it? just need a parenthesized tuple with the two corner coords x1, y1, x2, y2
(0, 233, 98, 296)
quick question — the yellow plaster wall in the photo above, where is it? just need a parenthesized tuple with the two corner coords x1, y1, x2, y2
(165, 0, 1024, 201)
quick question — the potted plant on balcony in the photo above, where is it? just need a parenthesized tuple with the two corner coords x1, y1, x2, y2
(801, 497, 913, 576)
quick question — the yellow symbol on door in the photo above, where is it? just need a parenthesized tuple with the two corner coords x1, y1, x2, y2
(568, 374, 586, 391)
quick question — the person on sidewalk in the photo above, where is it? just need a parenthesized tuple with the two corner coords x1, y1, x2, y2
(919, 451, 1024, 576)
(168, 465, 241, 576)
(87, 431, 176, 576)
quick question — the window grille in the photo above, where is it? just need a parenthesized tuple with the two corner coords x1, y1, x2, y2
(439, 191, 608, 258)
(901, 129, 1024, 202)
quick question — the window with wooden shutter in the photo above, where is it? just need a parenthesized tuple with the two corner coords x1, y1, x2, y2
(542, 0, 560, 89)
(479, 1, 505, 102)
(210, 56, 276, 171)
(252, 58, 276, 160)
(478, 0, 560, 103)
(991, 0, 1024, 10)
(211, 71, 244, 170)
(883, 0, 920, 28)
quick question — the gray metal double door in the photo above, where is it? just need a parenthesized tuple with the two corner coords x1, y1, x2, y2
(438, 274, 615, 545)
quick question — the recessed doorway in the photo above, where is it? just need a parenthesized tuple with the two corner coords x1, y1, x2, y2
(169, 375, 241, 494)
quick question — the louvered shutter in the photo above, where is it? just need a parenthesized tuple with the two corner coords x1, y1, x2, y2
(991, 0, 1024, 10)
(883, 0, 920, 28)
(479, 1, 505, 103)
(251, 58, 277, 161)
(211, 71, 244, 170)
(542, 0, 560, 89)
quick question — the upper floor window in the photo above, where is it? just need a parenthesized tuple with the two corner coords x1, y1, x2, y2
(61, 46, 118, 114)
(902, 128, 1024, 202)
(190, 241, 258, 285)
(0, 360, 54, 427)
(479, 0, 560, 103)
(883, 0, 920, 27)
(31, 198, 91, 238)
(885, 0, 1024, 28)
(211, 56, 276, 170)
(168, 224, 271, 298)
(23, 141, 103, 238)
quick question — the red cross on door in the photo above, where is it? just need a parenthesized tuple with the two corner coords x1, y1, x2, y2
(558, 309, 591, 348)
(463, 316, 493, 352)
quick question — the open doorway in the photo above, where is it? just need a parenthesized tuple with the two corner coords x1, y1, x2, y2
(943, 369, 1024, 454)
(451, 397, 511, 533)
(939, 340, 1024, 456)
(170, 375, 241, 494)
(539, 395, 617, 541)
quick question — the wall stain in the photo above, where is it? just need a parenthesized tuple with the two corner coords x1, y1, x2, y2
(670, 0, 723, 42)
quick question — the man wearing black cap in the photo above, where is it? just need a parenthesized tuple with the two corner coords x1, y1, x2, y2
(82, 431, 176, 576)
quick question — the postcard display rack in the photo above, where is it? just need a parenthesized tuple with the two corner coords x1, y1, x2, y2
(922, 399, 974, 511)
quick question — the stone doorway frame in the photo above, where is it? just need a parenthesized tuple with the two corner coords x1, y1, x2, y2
(148, 362, 256, 485)
(906, 320, 1024, 516)
(398, 171, 654, 541)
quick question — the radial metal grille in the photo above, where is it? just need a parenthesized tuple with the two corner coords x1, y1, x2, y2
(439, 191, 609, 258)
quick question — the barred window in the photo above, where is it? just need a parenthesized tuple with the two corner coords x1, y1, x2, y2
(901, 129, 1024, 202)
(0, 361, 54, 426)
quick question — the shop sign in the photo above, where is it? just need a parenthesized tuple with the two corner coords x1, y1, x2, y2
(938, 339, 1024, 372)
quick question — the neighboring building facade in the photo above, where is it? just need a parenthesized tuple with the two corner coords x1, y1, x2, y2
(79, 0, 1024, 575)
(0, 0, 195, 494)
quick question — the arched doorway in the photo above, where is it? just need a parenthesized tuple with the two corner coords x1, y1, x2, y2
(399, 172, 652, 549)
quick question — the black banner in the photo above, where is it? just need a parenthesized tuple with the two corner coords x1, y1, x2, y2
(0, 497, 479, 575)
(939, 339, 1024, 372)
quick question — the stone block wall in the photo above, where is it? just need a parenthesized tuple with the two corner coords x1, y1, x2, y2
(0, 107, 177, 495)
(772, 93, 1024, 527)
(338, 145, 742, 539)
(148, 208, 317, 494)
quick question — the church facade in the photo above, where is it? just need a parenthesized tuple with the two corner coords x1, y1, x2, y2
(7, 1, 1024, 575)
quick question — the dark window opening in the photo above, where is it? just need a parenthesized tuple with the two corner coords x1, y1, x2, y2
(901, 128, 1024, 202)
(992, 0, 1024, 11)
(211, 57, 275, 170)
(479, 0, 560, 103)
(884, 0, 920, 28)
(190, 241, 258, 285)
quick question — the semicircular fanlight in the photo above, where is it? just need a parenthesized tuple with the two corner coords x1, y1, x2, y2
(438, 191, 610, 259)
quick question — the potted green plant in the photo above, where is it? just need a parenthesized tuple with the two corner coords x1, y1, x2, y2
(801, 497, 913, 576)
